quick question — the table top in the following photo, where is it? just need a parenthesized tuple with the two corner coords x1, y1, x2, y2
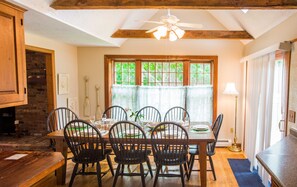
(256, 128, 297, 187)
(0, 151, 64, 187)
(47, 121, 215, 144)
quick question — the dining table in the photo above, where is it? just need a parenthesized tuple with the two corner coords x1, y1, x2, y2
(0, 150, 64, 187)
(47, 121, 215, 187)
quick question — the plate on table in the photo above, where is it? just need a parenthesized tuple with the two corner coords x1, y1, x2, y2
(190, 125, 210, 133)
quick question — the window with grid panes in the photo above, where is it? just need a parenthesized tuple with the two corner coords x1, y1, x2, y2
(190, 62, 212, 85)
(142, 61, 183, 86)
(114, 61, 136, 85)
(106, 55, 217, 123)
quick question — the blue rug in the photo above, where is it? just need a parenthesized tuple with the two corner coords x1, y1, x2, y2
(228, 159, 264, 187)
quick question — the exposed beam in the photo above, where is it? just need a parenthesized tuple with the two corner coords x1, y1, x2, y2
(111, 30, 254, 40)
(51, 0, 297, 9)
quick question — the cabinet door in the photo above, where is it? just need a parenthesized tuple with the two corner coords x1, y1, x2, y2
(0, 2, 27, 108)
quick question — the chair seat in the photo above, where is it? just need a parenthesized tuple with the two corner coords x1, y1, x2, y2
(114, 150, 151, 164)
(73, 149, 112, 163)
(188, 145, 215, 156)
(154, 150, 188, 165)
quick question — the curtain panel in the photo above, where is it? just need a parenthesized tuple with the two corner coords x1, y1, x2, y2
(112, 85, 213, 123)
(245, 52, 276, 187)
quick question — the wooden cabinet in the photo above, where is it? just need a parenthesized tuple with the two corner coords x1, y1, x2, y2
(0, 2, 27, 108)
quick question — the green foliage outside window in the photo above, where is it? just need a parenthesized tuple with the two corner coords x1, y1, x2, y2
(114, 62, 136, 85)
(190, 63, 211, 85)
(114, 61, 211, 86)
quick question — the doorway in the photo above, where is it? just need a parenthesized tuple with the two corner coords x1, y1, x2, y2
(15, 46, 56, 135)
(270, 51, 290, 145)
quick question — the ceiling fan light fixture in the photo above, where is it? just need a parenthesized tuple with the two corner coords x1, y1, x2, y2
(169, 31, 178, 41)
(174, 27, 185, 39)
(153, 30, 162, 40)
(158, 26, 167, 37)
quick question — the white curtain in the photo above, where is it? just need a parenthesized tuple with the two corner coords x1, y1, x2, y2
(112, 85, 137, 111)
(112, 85, 212, 122)
(186, 86, 213, 124)
(137, 86, 185, 118)
(245, 52, 275, 186)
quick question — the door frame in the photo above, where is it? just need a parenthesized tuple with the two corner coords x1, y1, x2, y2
(25, 45, 57, 113)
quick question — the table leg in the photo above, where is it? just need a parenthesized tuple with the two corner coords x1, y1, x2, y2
(55, 139, 68, 185)
(199, 142, 207, 187)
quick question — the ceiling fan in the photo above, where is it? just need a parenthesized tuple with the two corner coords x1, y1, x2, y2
(145, 10, 203, 41)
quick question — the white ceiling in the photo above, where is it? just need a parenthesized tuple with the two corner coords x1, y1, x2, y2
(8, 0, 297, 47)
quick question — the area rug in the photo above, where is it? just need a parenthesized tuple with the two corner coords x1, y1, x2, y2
(228, 159, 264, 187)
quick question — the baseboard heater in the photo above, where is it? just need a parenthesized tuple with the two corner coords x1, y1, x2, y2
(216, 139, 232, 147)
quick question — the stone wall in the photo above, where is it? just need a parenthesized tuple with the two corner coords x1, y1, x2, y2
(15, 51, 48, 136)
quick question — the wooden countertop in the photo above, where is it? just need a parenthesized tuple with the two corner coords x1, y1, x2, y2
(256, 128, 297, 187)
(0, 151, 65, 187)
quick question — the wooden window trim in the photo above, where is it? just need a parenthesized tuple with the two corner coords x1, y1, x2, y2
(105, 55, 218, 122)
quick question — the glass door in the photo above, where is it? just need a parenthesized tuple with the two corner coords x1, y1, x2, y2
(270, 52, 289, 145)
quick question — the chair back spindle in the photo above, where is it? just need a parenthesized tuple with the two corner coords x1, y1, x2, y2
(164, 106, 190, 122)
(135, 106, 161, 123)
(103, 105, 128, 121)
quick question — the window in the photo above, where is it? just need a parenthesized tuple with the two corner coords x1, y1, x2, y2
(142, 61, 183, 86)
(105, 55, 218, 123)
(114, 61, 136, 85)
(190, 62, 211, 85)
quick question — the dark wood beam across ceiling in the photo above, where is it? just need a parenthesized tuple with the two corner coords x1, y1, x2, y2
(51, 0, 297, 9)
(111, 30, 254, 40)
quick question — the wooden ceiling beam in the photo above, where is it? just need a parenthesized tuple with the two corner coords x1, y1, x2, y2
(111, 30, 254, 40)
(51, 0, 297, 9)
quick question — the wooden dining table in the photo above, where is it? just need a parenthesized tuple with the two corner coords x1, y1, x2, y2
(47, 122, 215, 187)
(0, 151, 64, 187)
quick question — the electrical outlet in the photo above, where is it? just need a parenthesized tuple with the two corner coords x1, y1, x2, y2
(289, 110, 296, 123)
(230, 128, 234, 133)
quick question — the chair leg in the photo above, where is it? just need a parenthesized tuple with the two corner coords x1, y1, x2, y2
(96, 162, 102, 187)
(188, 154, 195, 179)
(82, 163, 86, 174)
(153, 164, 161, 187)
(209, 155, 216, 180)
(146, 157, 153, 178)
(121, 164, 125, 176)
(140, 163, 146, 187)
(107, 155, 114, 176)
(112, 164, 121, 187)
(69, 163, 79, 187)
(183, 162, 189, 180)
(180, 164, 185, 187)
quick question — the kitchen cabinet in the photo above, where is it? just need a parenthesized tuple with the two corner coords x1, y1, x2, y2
(0, 1, 27, 108)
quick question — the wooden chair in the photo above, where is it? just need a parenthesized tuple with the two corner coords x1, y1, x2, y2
(47, 107, 78, 151)
(151, 122, 189, 187)
(109, 121, 153, 187)
(188, 113, 224, 180)
(64, 120, 114, 187)
(164, 106, 190, 122)
(103, 105, 128, 121)
(135, 106, 161, 123)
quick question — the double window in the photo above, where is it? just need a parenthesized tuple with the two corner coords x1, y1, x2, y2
(105, 55, 217, 123)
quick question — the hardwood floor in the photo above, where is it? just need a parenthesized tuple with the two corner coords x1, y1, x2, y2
(33, 148, 245, 187)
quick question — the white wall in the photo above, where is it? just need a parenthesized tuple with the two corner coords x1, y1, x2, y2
(78, 39, 244, 142)
(25, 32, 79, 113)
(244, 13, 297, 56)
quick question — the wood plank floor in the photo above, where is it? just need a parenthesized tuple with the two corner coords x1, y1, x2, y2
(33, 148, 245, 187)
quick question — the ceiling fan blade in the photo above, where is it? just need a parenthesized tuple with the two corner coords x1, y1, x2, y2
(144, 21, 163, 24)
(145, 26, 159, 33)
(176, 22, 203, 29)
